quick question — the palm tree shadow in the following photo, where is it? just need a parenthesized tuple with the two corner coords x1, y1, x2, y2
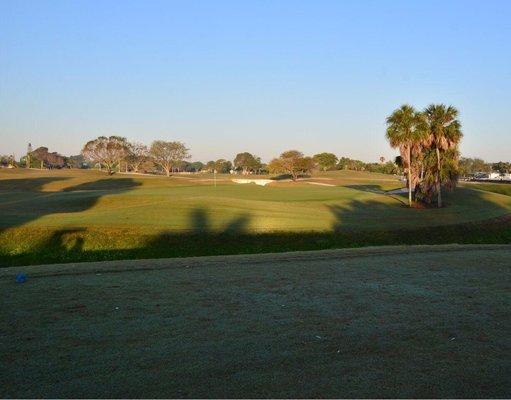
(328, 199, 393, 232)
(344, 184, 408, 206)
(189, 208, 210, 231)
(184, 207, 251, 234)
(223, 214, 251, 233)
(144, 207, 252, 254)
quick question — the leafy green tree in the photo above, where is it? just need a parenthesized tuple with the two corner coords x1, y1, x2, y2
(297, 156, 315, 175)
(394, 155, 403, 169)
(184, 161, 204, 172)
(268, 150, 311, 181)
(233, 152, 261, 174)
(336, 157, 366, 171)
(313, 152, 338, 171)
(386, 105, 428, 207)
(0, 154, 16, 168)
(258, 163, 269, 174)
(205, 161, 216, 172)
(473, 158, 491, 173)
(336, 157, 349, 170)
(66, 154, 90, 169)
(492, 161, 510, 174)
(365, 161, 399, 175)
(458, 157, 491, 176)
(214, 159, 233, 173)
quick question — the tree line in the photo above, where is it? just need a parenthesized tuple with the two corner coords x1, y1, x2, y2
(3, 131, 505, 186)
(0, 135, 406, 177)
(79, 136, 403, 178)
(458, 158, 511, 176)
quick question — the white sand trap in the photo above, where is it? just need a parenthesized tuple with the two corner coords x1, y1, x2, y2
(232, 179, 274, 186)
(307, 181, 335, 187)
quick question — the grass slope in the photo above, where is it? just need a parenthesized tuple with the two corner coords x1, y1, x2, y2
(461, 181, 511, 196)
(1, 245, 510, 398)
(1, 169, 511, 266)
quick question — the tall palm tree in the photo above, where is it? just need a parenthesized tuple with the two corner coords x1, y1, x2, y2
(386, 105, 427, 207)
(423, 104, 463, 208)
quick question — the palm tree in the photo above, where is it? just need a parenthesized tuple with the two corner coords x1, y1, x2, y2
(386, 105, 427, 207)
(423, 104, 463, 208)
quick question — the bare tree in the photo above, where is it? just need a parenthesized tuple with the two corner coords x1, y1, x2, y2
(150, 140, 190, 177)
(81, 136, 129, 174)
(126, 142, 149, 173)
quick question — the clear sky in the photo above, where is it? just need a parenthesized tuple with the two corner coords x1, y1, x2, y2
(1, 0, 510, 163)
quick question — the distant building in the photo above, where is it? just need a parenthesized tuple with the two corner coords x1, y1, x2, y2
(474, 171, 511, 181)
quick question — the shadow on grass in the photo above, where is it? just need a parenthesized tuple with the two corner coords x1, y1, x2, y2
(344, 184, 408, 206)
(0, 180, 510, 267)
(188, 208, 251, 234)
(0, 177, 70, 191)
(0, 177, 141, 231)
(62, 179, 142, 191)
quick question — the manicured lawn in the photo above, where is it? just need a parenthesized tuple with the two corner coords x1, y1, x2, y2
(461, 181, 511, 196)
(1, 169, 511, 266)
(1, 245, 510, 398)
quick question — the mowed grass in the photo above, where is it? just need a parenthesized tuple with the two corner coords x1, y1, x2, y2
(1, 246, 510, 398)
(460, 181, 511, 196)
(1, 168, 511, 266)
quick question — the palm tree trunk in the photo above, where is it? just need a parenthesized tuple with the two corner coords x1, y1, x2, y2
(407, 146, 412, 207)
(436, 147, 442, 208)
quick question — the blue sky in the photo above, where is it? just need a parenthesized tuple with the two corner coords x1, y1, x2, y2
(1, 0, 510, 162)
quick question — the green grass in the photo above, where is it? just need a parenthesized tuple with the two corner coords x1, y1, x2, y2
(1, 245, 510, 398)
(461, 181, 511, 196)
(1, 168, 511, 266)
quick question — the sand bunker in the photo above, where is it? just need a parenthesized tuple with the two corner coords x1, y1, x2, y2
(307, 181, 335, 187)
(232, 179, 273, 186)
